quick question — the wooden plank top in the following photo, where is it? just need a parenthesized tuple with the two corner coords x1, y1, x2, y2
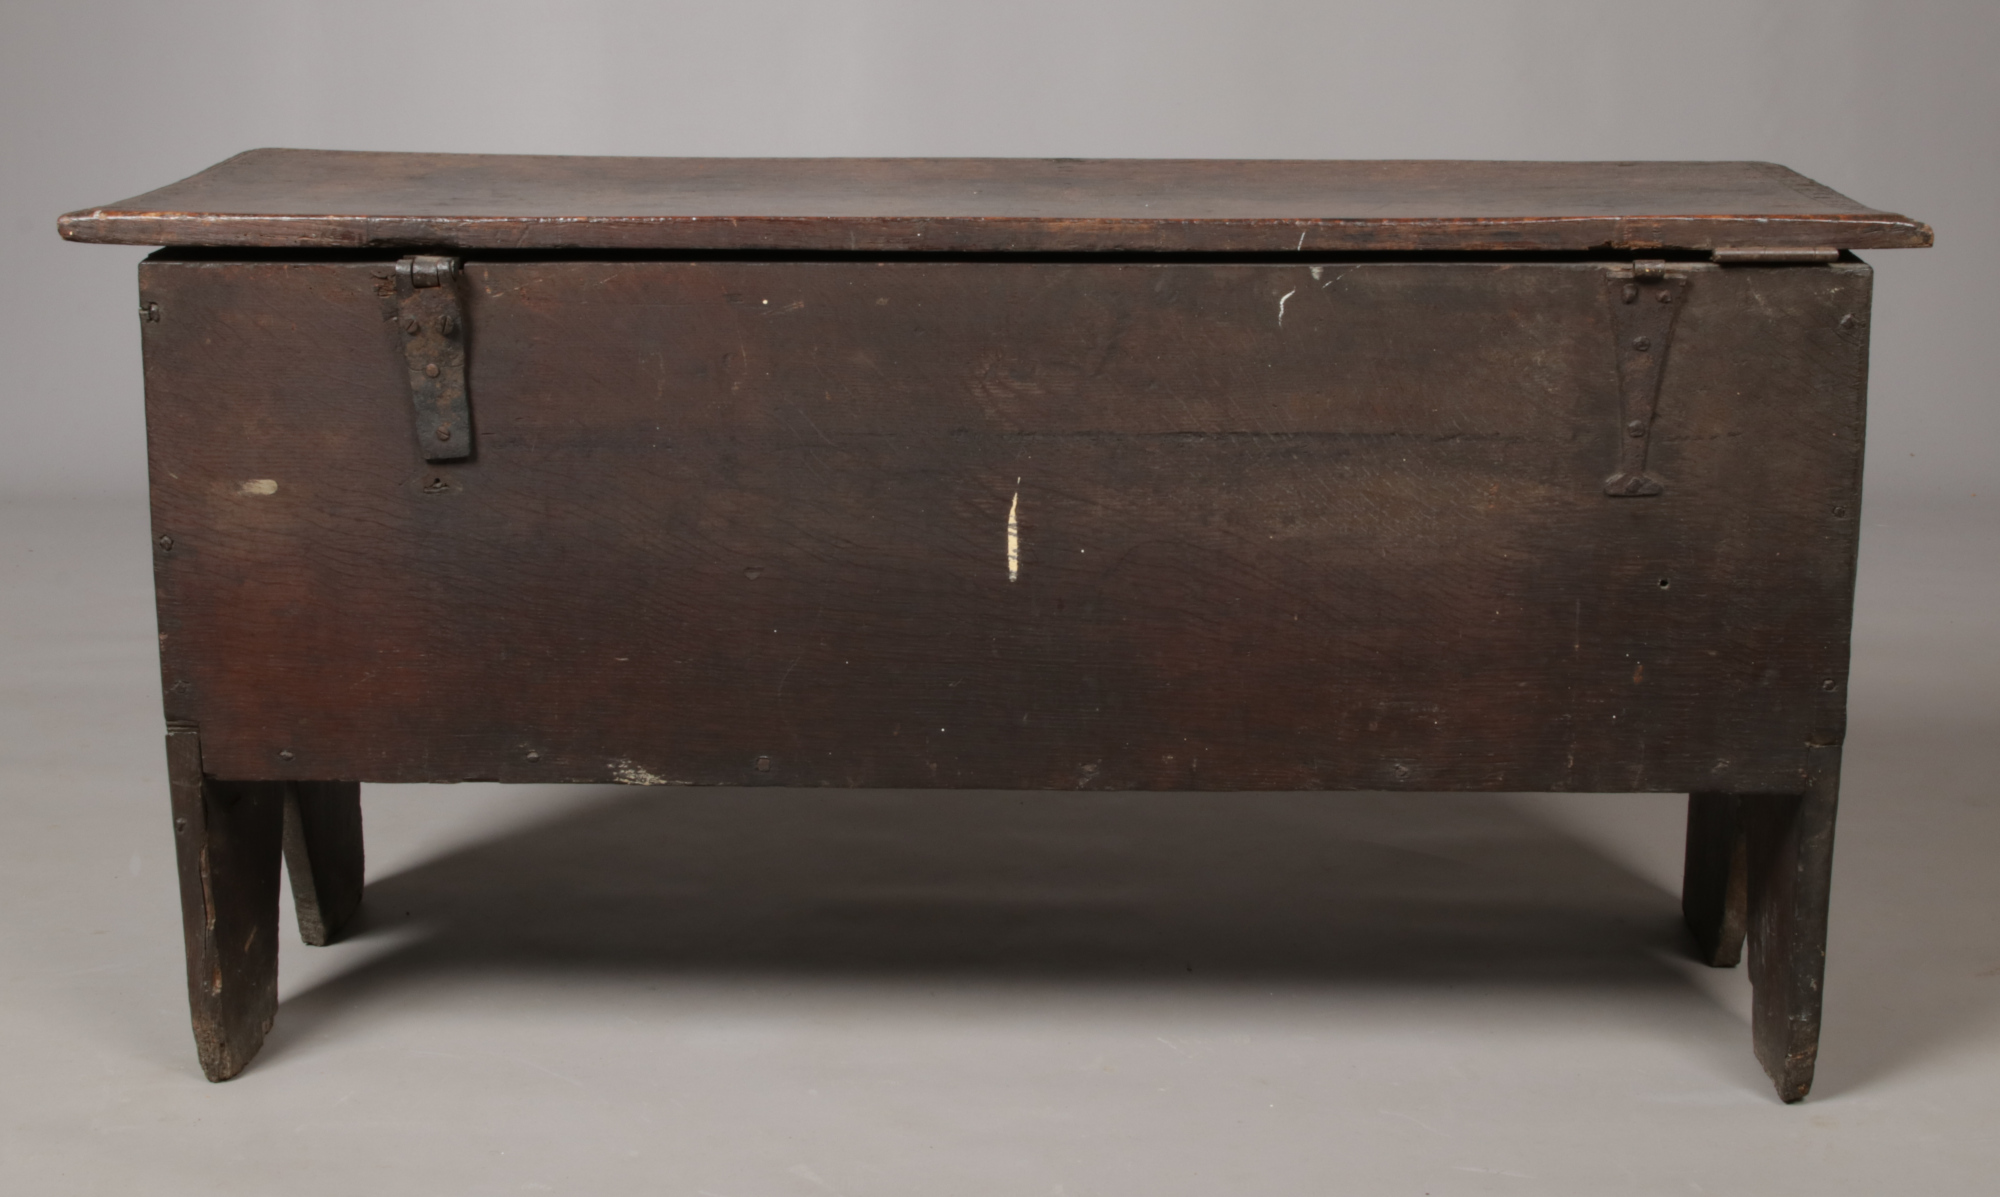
(60, 148, 1930, 254)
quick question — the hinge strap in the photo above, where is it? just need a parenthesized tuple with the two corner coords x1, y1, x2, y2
(1603, 261, 1686, 497)
(393, 255, 472, 462)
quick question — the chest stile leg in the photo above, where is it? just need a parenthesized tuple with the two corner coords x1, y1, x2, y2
(1742, 753, 1842, 1102)
(281, 782, 365, 947)
(1683, 793, 1749, 967)
(166, 728, 284, 1081)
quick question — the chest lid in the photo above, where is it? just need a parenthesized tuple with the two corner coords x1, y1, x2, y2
(60, 148, 1928, 255)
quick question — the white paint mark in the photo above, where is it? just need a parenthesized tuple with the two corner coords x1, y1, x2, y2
(1296, 228, 1308, 251)
(609, 758, 670, 785)
(1277, 289, 1297, 327)
(1007, 481, 1021, 581)
(239, 479, 278, 495)
(1309, 265, 1324, 280)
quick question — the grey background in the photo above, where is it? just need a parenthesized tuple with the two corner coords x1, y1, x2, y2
(3, 2, 1996, 1194)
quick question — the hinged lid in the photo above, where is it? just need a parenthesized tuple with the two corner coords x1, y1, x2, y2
(60, 148, 1930, 255)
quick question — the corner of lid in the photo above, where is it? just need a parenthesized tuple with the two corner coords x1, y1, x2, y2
(55, 208, 105, 242)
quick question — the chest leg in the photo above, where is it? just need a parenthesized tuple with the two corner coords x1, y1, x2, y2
(1743, 754, 1842, 1102)
(1683, 793, 1749, 967)
(282, 782, 365, 946)
(166, 728, 283, 1081)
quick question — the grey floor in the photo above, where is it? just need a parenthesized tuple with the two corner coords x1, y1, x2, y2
(3, 494, 1996, 1195)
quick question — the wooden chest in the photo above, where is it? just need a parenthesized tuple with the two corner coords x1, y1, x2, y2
(61, 151, 1930, 1097)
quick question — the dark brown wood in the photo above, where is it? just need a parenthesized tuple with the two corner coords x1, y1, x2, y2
(81, 153, 1923, 1095)
(1683, 793, 1748, 967)
(141, 256, 1867, 794)
(60, 150, 1931, 253)
(281, 782, 364, 946)
(166, 728, 283, 1081)
(1744, 753, 1842, 1102)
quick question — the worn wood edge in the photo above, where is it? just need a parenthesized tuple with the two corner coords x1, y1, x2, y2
(57, 208, 1935, 252)
(1746, 750, 1842, 1104)
(213, 765, 1820, 793)
(57, 149, 1935, 250)
(279, 787, 329, 946)
(165, 727, 280, 1082)
(163, 728, 224, 1074)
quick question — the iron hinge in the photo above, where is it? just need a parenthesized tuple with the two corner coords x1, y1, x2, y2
(392, 255, 472, 462)
(1604, 261, 1687, 497)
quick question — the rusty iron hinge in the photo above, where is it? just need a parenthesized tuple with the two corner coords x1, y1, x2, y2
(1603, 260, 1687, 497)
(393, 255, 472, 462)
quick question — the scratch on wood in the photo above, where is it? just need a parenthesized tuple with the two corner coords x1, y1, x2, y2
(1278, 288, 1296, 328)
(1007, 481, 1020, 582)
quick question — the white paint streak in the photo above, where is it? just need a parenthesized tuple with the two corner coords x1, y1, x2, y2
(239, 479, 278, 495)
(1277, 289, 1297, 327)
(1007, 482, 1020, 582)
(1296, 228, 1308, 251)
(609, 758, 670, 785)
(1309, 265, 1324, 280)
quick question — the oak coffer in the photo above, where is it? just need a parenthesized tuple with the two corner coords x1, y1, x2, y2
(59, 151, 1931, 1097)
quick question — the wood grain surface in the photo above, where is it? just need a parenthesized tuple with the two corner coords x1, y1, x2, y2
(166, 728, 282, 1081)
(66, 150, 1931, 253)
(280, 781, 364, 946)
(140, 255, 1868, 792)
(1745, 754, 1842, 1102)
